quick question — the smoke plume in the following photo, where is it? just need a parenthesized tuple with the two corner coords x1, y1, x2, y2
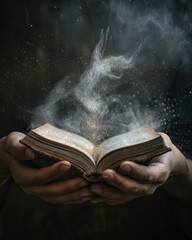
(31, 1, 191, 145)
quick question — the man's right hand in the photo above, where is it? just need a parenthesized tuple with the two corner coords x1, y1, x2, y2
(0, 132, 92, 204)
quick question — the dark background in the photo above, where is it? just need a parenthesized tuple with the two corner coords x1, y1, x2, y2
(0, 1, 192, 240)
(0, 0, 192, 135)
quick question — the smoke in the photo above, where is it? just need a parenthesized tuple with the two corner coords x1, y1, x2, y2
(110, 1, 189, 67)
(75, 29, 134, 117)
(31, 0, 191, 145)
(31, 30, 159, 144)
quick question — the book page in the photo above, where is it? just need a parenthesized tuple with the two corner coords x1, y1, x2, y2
(32, 123, 95, 161)
(97, 124, 159, 162)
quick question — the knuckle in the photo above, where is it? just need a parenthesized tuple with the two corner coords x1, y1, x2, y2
(144, 187, 156, 196)
(146, 173, 156, 182)
(157, 171, 168, 184)
(131, 185, 153, 196)
(148, 169, 168, 184)
(114, 176, 125, 189)
(131, 186, 140, 194)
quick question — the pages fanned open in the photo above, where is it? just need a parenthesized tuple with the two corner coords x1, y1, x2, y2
(20, 123, 171, 181)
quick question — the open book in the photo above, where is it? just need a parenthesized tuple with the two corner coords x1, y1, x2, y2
(20, 123, 171, 181)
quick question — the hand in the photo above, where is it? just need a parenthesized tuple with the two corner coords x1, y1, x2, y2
(90, 133, 189, 205)
(0, 132, 92, 204)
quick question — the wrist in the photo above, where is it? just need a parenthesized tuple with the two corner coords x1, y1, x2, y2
(169, 145, 189, 179)
(164, 156, 192, 205)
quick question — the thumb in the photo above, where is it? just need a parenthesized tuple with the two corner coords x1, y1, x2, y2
(4, 132, 35, 160)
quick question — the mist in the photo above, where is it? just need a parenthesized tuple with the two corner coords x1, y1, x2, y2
(30, 0, 191, 145)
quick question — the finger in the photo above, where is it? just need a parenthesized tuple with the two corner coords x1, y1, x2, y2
(90, 182, 125, 200)
(44, 196, 91, 205)
(101, 169, 157, 195)
(10, 160, 71, 186)
(4, 132, 35, 160)
(90, 184, 134, 205)
(42, 187, 92, 204)
(91, 195, 130, 205)
(24, 177, 89, 197)
(120, 155, 171, 184)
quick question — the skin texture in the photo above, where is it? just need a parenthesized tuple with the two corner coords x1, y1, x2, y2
(90, 133, 192, 205)
(0, 132, 92, 204)
(0, 131, 192, 206)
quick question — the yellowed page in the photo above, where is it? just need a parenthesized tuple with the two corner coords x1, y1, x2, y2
(97, 124, 159, 162)
(32, 123, 95, 162)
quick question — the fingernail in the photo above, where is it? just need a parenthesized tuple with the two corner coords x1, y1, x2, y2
(25, 148, 35, 159)
(121, 164, 131, 173)
(102, 172, 114, 181)
(79, 191, 91, 197)
(91, 186, 101, 194)
(60, 161, 71, 171)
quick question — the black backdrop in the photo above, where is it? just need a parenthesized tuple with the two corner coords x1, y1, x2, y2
(0, 1, 192, 240)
